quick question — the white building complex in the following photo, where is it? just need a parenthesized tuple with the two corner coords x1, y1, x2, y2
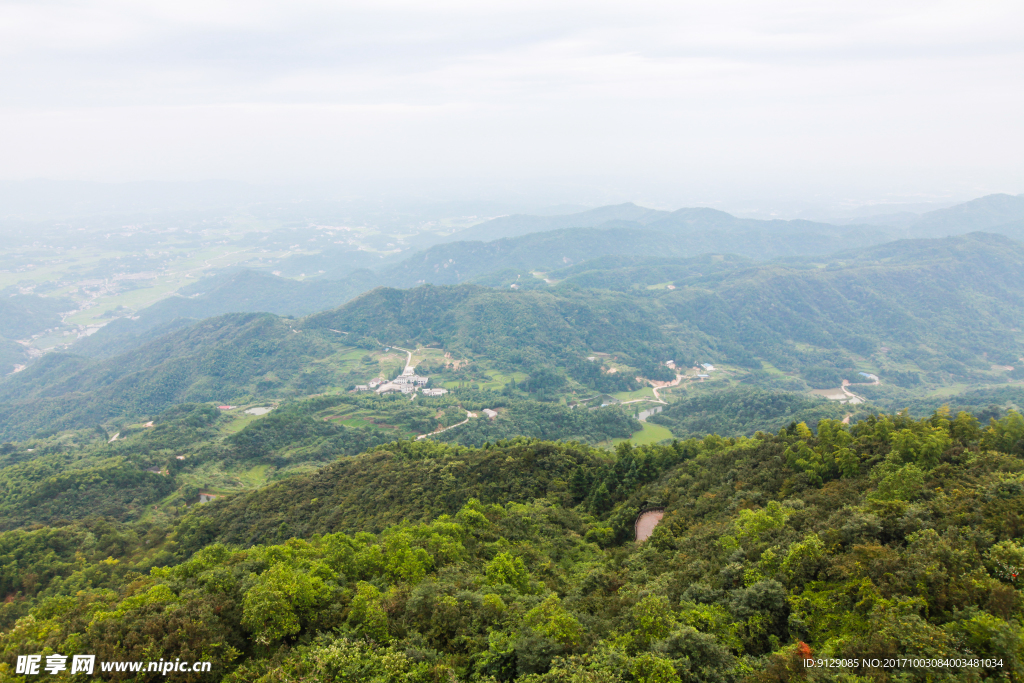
(368, 364, 447, 396)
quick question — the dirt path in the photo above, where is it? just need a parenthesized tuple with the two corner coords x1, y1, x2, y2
(635, 509, 665, 542)
(839, 378, 871, 404)
(650, 373, 684, 402)
(417, 418, 469, 440)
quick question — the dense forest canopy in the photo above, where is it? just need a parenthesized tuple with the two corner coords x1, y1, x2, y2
(0, 406, 1022, 681)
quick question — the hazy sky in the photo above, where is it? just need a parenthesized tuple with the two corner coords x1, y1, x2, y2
(2, 1, 1022, 208)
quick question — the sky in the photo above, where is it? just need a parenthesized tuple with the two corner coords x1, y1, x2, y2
(1, 0, 1022, 212)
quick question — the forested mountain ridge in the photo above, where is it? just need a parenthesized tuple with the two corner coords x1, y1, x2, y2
(383, 219, 891, 287)
(446, 202, 671, 242)
(2, 233, 1024, 440)
(0, 295, 75, 373)
(910, 193, 1024, 235)
(302, 285, 679, 362)
(0, 294, 74, 341)
(73, 269, 379, 359)
(57, 195, 1024, 364)
(654, 233, 1024, 371)
(486, 232, 1024, 378)
(455, 192, 1024, 242)
(1, 407, 1022, 680)
(417, 193, 1024, 284)
(0, 313, 355, 440)
(0, 285, 681, 440)
(3, 197, 1024, 681)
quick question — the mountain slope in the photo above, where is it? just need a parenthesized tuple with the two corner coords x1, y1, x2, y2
(4, 233, 1024, 441)
(303, 284, 680, 363)
(911, 193, 1024, 235)
(0, 294, 74, 340)
(446, 202, 670, 242)
(5, 408, 1021, 680)
(0, 287, 685, 440)
(0, 313, 350, 439)
(74, 269, 377, 359)
(382, 219, 892, 287)
(69, 194, 1024, 362)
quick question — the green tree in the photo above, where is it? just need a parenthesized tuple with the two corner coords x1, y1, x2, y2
(241, 563, 329, 645)
(486, 552, 531, 593)
(347, 581, 390, 643)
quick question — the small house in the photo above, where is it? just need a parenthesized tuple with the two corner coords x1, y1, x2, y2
(483, 408, 498, 419)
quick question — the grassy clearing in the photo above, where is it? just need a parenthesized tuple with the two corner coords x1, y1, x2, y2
(611, 387, 657, 402)
(474, 368, 527, 391)
(599, 421, 675, 449)
(757, 361, 788, 376)
(220, 411, 265, 435)
(238, 464, 272, 488)
(621, 422, 674, 445)
(331, 416, 377, 429)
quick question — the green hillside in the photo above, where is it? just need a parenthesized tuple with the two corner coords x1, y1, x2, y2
(510, 233, 1024, 379)
(909, 193, 1024, 236)
(0, 339, 30, 376)
(3, 233, 1024, 441)
(1, 407, 1022, 680)
(647, 387, 851, 438)
(0, 295, 74, 373)
(73, 269, 378, 359)
(379, 219, 892, 288)
(0, 294, 74, 340)
(0, 314, 361, 440)
(303, 285, 680, 364)
(4, 201, 1024, 682)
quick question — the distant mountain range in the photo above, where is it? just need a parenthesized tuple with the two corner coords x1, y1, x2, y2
(4, 232, 1023, 440)
(306, 193, 1024, 289)
(11, 192, 1023, 371)
(445, 193, 1024, 243)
